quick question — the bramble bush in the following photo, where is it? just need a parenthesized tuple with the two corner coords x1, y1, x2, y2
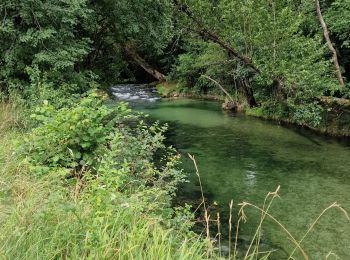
(20, 92, 129, 174)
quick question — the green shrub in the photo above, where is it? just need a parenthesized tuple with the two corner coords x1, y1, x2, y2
(22, 66, 99, 109)
(20, 92, 129, 174)
(290, 101, 324, 127)
(19, 90, 189, 218)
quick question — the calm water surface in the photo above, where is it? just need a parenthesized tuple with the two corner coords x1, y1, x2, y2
(113, 86, 350, 259)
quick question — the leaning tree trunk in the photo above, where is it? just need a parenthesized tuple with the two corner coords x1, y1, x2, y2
(173, 0, 260, 74)
(124, 46, 166, 82)
(315, 0, 344, 86)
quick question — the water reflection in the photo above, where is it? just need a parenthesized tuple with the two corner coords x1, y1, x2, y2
(245, 170, 257, 187)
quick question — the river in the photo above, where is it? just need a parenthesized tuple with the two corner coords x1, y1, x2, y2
(112, 85, 350, 259)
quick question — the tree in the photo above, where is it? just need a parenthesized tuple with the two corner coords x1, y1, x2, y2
(324, 0, 350, 83)
(92, 0, 174, 82)
(0, 0, 175, 95)
(0, 0, 93, 93)
(172, 0, 337, 107)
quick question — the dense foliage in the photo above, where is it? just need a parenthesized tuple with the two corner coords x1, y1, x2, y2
(0, 0, 94, 94)
(2, 0, 349, 128)
(170, 0, 350, 127)
(0, 0, 173, 96)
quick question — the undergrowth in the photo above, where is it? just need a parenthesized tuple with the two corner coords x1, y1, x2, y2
(0, 93, 208, 259)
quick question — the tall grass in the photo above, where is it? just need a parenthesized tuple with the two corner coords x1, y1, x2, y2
(0, 100, 27, 221)
(0, 101, 23, 134)
(0, 196, 207, 259)
(0, 172, 208, 259)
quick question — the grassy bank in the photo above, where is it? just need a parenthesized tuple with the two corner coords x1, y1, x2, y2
(0, 98, 209, 259)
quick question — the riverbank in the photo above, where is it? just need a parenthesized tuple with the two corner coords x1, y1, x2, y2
(246, 99, 350, 138)
(156, 83, 350, 138)
(0, 97, 209, 259)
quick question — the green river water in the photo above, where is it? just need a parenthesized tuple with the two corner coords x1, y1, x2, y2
(138, 98, 350, 259)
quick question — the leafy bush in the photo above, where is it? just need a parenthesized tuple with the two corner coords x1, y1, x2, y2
(290, 101, 324, 127)
(249, 98, 323, 128)
(20, 92, 129, 175)
(22, 65, 99, 108)
(20, 91, 188, 216)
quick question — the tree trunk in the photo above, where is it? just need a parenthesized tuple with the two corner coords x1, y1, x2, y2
(197, 30, 260, 74)
(202, 75, 235, 102)
(124, 46, 166, 82)
(242, 79, 257, 107)
(315, 0, 344, 86)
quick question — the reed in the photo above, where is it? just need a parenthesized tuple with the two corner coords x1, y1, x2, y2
(217, 212, 222, 259)
(229, 199, 233, 258)
(188, 153, 213, 258)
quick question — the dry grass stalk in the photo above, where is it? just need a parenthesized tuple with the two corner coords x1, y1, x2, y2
(244, 185, 280, 259)
(234, 211, 243, 259)
(217, 212, 221, 259)
(288, 202, 349, 259)
(238, 202, 308, 259)
(187, 155, 348, 259)
(73, 166, 86, 203)
(326, 251, 339, 259)
(188, 153, 212, 256)
(228, 199, 233, 259)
